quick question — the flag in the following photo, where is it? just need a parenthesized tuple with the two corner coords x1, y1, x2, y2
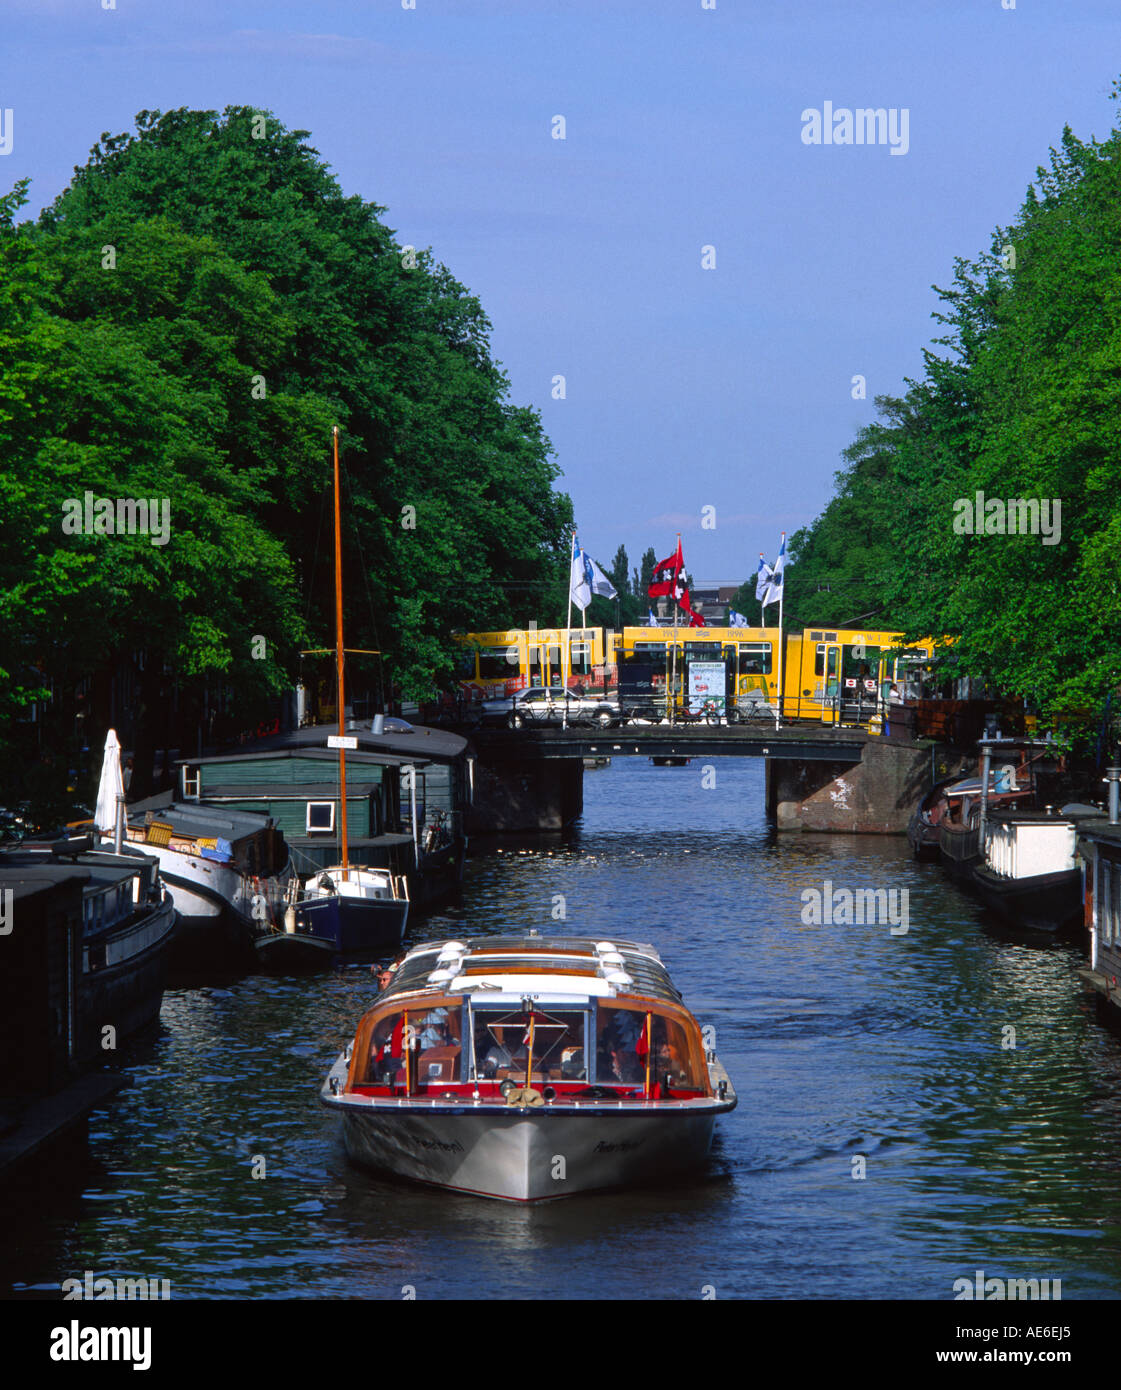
(728, 610, 749, 628)
(648, 540, 683, 597)
(587, 554, 618, 600)
(647, 608, 658, 626)
(754, 554, 772, 602)
(672, 570, 706, 626)
(570, 537, 617, 610)
(762, 536, 785, 607)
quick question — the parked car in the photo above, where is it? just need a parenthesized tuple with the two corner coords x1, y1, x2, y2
(482, 686, 621, 729)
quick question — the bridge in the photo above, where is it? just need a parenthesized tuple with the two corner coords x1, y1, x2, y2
(467, 723, 870, 762)
(455, 722, 941, 838)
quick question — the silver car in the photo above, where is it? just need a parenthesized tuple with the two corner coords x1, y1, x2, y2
(483, 685, 620, 729)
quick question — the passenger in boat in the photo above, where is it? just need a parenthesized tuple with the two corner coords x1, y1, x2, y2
(369, 1014, 405, 1080)
(598, 1012, 645, 1084)
(481, 1025, 527, 1075)
(417, 1006, 457, 1049)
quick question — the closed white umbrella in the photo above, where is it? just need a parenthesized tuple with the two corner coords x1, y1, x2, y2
(94, 729, 124, 841)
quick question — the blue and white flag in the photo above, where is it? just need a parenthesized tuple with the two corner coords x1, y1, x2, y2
(728, 610, 749, 628)
(647, 607, 658, 626)
(762, 536, 785, 607)
(754, 554, 773, 602)
(570, 537, 617, 611)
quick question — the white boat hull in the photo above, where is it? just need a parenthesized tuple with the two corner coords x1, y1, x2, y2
(324, 1060, 735, 1202)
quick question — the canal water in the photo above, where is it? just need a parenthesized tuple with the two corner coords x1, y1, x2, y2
(5, 756, 1121, 1300)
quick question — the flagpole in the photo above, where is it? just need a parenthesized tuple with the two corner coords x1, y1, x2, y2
(775, 532, 785, 730)
(671, 533, 680, 726)
(563, 530, 576, 730)
(759, 553, 766, 631)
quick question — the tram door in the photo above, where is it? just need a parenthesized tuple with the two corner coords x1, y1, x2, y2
(811, 640, 841, 722)
(839, 639, 882, 723)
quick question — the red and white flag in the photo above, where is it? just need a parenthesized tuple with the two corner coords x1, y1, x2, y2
(647, 540, 683, 597)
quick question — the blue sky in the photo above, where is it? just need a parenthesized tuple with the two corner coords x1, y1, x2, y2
(4, 0, 1119, 587)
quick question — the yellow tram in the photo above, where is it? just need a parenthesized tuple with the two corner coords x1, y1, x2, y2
(452, 625, 939, 725)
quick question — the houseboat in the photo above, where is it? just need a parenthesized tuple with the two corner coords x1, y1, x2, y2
(175, 721, 470, 913)
(969, 807, 1095, 933)
(321, 936, 737, 1202)
(0, 836, 177, 1056)
(935, 739, 1057, 876)
(1076, 771, 1121, 1021)
(122, 793, 292, 964)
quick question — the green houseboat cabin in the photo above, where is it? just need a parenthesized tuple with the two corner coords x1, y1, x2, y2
(176, 723, 471, 904)
(1077, 817, 1121, 1017)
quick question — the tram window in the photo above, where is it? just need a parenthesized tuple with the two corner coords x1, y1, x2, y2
(738, 643, 772, 676)
(477, 647, 513, 680)
(684, 642, 720, 661)
(631, 642, 668, 673)
(527, 645, 545, 682)
(569, 641, 592, 675)
(842, 645, 881, 681)
(454, 650, 476, 679)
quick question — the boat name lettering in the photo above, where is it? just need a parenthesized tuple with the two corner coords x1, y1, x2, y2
(411, 1136, 465, 1153)
(593, 1139, 643, 1153)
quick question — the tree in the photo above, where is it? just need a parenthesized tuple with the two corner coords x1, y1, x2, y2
(0, 105, 575, 813)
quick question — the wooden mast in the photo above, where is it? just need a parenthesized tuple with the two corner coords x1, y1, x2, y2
(333, 425, 349, 881)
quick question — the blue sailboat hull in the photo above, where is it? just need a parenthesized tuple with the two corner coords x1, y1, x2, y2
(290, 893, 409, 955)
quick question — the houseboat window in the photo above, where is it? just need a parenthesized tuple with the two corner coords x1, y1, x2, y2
(182, 767, 200, 799)
(306, 801, 335, 834)
(470, 1008, 587, 1082)
(1108, 861, 1121, 946)
(596, 1004, 706, 1090)
(738, 643, 772, 676)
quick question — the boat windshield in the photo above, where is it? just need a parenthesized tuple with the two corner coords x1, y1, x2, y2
(596, 1002, 708, 1090)
(470, 1007, 588, 1083)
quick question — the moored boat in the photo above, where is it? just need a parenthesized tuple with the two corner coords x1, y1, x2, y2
(0, 835, 177, 1053)
(969, 807, 1094, 933)
(122, 794, 293, 965)
(321, 935, 736, 1202)
(253, 864, 409, 968)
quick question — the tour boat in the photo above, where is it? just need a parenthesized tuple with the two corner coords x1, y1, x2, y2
(321, 936, 737, 1202)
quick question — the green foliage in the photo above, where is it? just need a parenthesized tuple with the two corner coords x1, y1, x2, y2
(785, 99, 1121, 737)
(1, 106, 574, 805)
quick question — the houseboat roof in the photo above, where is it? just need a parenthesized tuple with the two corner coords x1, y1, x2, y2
(0, 847, 156, 894)
(378, 936, 685, 1008)
(987, 805, 1101, 825)
(177, 722, 469, 768)
(1075, 816, 1121, 846)
(126, 793, 278, 841)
